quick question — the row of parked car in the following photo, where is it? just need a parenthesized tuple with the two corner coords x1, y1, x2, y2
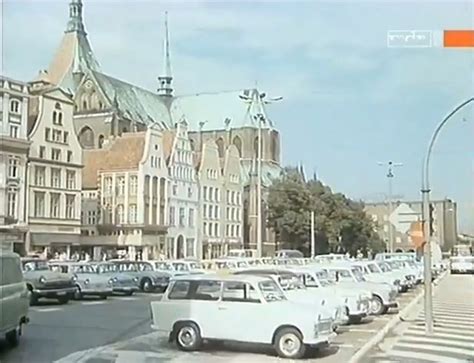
(149, 253, 429, 359)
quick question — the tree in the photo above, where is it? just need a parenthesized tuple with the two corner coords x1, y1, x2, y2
(267, 166, 384, 256)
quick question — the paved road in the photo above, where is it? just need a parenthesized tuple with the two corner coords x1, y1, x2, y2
(366, 274, 474, 363)
(0, 293, 160, 363)
(0, 285, 421, 363)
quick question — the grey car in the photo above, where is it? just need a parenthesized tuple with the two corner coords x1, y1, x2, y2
(49, 262, 113, 300)
(91, 262, 140, 296)
(21, 258, 76, 305)
(109, 260, 171, 292)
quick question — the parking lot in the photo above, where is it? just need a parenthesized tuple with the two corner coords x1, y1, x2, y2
(0, 285, 422, 363)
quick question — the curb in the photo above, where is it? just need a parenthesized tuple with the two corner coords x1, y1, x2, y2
(348, 270, 448, 363)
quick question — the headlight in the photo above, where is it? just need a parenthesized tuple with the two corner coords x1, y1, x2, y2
(39, 276, 46, 284)
(133, 277, 139, 283)
(71, 275, 77, 282)
(84, 279, 90, 285)
(108, 279, 114, 285)
(113, 277, 118, 282)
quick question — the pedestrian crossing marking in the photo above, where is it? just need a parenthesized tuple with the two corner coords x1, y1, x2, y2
(405, 330, 474, 342)
(395, 342, 474, 358)
(398, 336, 474, 350)
(378, 350, 469, 363)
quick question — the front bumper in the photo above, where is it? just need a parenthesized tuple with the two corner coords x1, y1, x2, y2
(33, 287, 77, 297)
(306, 332, 337, 347)
(113, 286, 139, 293)
(81, 287, 113, 296)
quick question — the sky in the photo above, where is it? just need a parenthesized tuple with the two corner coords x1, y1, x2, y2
(1, 0, 473, 233)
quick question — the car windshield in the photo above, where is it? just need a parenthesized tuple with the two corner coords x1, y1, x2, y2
(23, 260, 49, 271)
(116, 263, 138, 272)
(378, 263, 392, 272)
(189, 262, 203, 270)
(335, 269, 353, 280)
(155, 262, 173, 270)
(367, 264, 381, 273)
(351, 268, 366, 282)
(387, 261, 401, 269)
(259, 280, 286, 302)
(96, 264, 117, 273)
(278, 275, 305, 290)
(73, 264, 96, 273)
(138, 263, 153, 271)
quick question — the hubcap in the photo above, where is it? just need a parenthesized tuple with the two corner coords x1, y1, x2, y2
(279, 333, 301, 357)
(372, 299, 382, 314)
(178, 327, 196, 347)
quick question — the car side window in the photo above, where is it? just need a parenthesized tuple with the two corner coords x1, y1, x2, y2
(222, 282, 261, 303)
(168, 281, 191, 300)
(193, 280, 221, 301)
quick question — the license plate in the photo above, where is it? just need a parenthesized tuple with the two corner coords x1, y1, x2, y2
(57, 292, 67, 296)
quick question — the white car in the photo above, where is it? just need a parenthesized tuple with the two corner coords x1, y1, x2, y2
(150, 274, 336, 359)
(351, 261, 407, 292)
(233, 268, 347, 328)
(150, 260, 206, 276)
(318, 265, 398, 315)
(450, 256, 474, 274)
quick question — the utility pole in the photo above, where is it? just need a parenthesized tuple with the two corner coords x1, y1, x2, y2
(421, 97, 474, 336)
(310, 211, 315, 258)
(257, 113, 263, 258)
(378, 161, 403, 253)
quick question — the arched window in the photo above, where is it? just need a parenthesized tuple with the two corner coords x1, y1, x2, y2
(10, 99, 20, 114)
(53, 111, 57, 124)
(98, 135, 105, 149)
(78, 126, 94, 148)
(216, 137, 225, 158)
(82, 99, 88, 110)
(232, 135, 242, 157)
(189, 138, 195, 151)
(55, 102, 61, 110)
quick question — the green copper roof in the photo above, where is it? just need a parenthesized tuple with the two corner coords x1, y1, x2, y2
(91, 71, 172, 129)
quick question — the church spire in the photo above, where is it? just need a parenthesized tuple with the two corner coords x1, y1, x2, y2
(157, 12, 173, 97)
(66, 0, 86, 34)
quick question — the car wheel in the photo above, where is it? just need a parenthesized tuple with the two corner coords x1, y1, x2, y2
(349, 316, 363, 324)
(175, 322, 202, 351)
(371, 296, 386, 315)
(58, 295, 70, 304)
(6, 328, 19, 347)
(100, 294, 108, 300)
(141, 278, 153, 292)
(74, 286, 83, 300)
(274, 327, 306, 359)
(125, 290, 134, 296)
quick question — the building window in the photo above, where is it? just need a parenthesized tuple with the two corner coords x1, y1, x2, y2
(117, 176, 125, 195)
(203, 186, 207, 201)
(209, 187, 213, 202)
(188, 208, 194, 227)
(87, 211, 96, 225)
(63, 131, 69, 143)
(52, 129, 62, 143)
(34, 192, 45, 217)
(129, 176, 138, 195)
(226, 190, 230, 203)
(203, 204, 207, 219)
(10, 99, 20, 114)
(179, 208, 186, 227)
(214, 223, 219, 237)
(116, 204, 125, 224)
(169, 206, 176, 226)
(129, 204, 137, 223)
(39, 146, 46, 158)
(188, 187, 192, 198)
(226, 224, 230, 237)
(214, 205, 219, 219)
(104, 177, 113, 195)
(230, 225, 235, 238)
(50, 193, 60, 218)
(45, 127, 51, 141)
(66, 170, 76, 189)
(7, 188, 17, 218)
(208, 205, 213, 219)
(236, 192, 241, 205)
(67, 151, 73, 162)
(35, 166, 45, 186)
(51, 148, 61, 161)
(203, 222, 207, 236)
(9, 125, 19, 138)
(53, 110, 63, 126)
(226, 207, 230, 220)
(172, 184, 178, 196)
(51, 168, 61, 188)
(231, 191, 235, 205)
(236, 224, 240, 237)
(215, 188, 219, 202)
(8, 157, 19, 178)
(208, 222, 213, 237)
(65, 194, 75, 219)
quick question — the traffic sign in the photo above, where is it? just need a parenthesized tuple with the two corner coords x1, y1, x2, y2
(389, 203, 421, 234)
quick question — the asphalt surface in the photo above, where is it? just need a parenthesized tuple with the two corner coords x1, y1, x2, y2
(0, 293, 161, 363)
(0, 284, 423, 363)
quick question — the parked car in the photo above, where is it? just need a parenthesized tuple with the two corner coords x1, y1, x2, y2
(351, 261, 408, 293)
(150, 260, 206, 276)
(49, 262, 113, 299)
(90, 262, 139, 295)
(150, 274, 336, 359)
(450, 256, 474, 274)
(109, 260, 170, 292)
(21, 258, 76, 305)
(0, 249, 29, 346)
(274, 249, 304, 258)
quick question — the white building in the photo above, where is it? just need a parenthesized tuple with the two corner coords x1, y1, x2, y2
(0, 76, 30, 253)
(163, 121, 199, 259)
(26, 80, 83, 257)
(81, 129, 169, 260)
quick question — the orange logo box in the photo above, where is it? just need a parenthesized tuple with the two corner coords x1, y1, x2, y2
(444, 30, 474, 48)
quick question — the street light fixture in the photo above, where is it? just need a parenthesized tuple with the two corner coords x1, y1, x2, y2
(378, 161, 403, 253)
(421, 97, 474, 336)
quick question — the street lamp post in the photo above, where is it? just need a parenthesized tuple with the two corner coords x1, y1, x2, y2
(378, 161, 403, 253)
(257, 113, 263, 258)
(421, 97, 474, 336)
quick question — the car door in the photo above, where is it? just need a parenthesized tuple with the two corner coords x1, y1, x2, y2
(217, 281, 266, 343)
(1, 256, 23, 332)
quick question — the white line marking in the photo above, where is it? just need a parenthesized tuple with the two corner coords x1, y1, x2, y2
(409, 325, 474, 337)
(419, 314, 474, 322)
(32, 307, 62, 312)
(334, 343, 354, 348)
(398, 336, 474, 349)
(385, 349, 468, 363)
(395, 342, 474, 357)
(347, 328, 378, 333)
(82, 301, 107, 305)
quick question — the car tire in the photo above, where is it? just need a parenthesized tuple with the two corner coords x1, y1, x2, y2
(74, 286, 83, 300)
(6, 327, 20, 347)
(140, 278, 153, 292)
(125, 290, 134, 296)
(175, 322, 202, 352)
(58, 296, 70, 304)
(274, 327, 306, 359)
(371, 296, 386, 315)
(349, 316, 363, 324)
(100, 294, 108, 300)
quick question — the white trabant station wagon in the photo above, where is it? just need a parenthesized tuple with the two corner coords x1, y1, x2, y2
(150, 274, 336, 359)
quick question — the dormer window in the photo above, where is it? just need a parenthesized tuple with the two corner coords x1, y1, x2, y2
(10, 99, 20, 114)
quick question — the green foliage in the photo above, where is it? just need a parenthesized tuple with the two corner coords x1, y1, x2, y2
(267, 167, 384, 256)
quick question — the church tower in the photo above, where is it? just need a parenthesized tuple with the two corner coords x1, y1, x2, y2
(157, 12, 173, 98)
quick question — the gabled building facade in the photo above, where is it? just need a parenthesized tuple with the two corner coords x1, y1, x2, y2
(163, 121, 199, 259)
(81, 129, 168, 260)
(26, 81, 83, 257)
(0, 76, 30, 253)
(196, 139, 244, 259)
